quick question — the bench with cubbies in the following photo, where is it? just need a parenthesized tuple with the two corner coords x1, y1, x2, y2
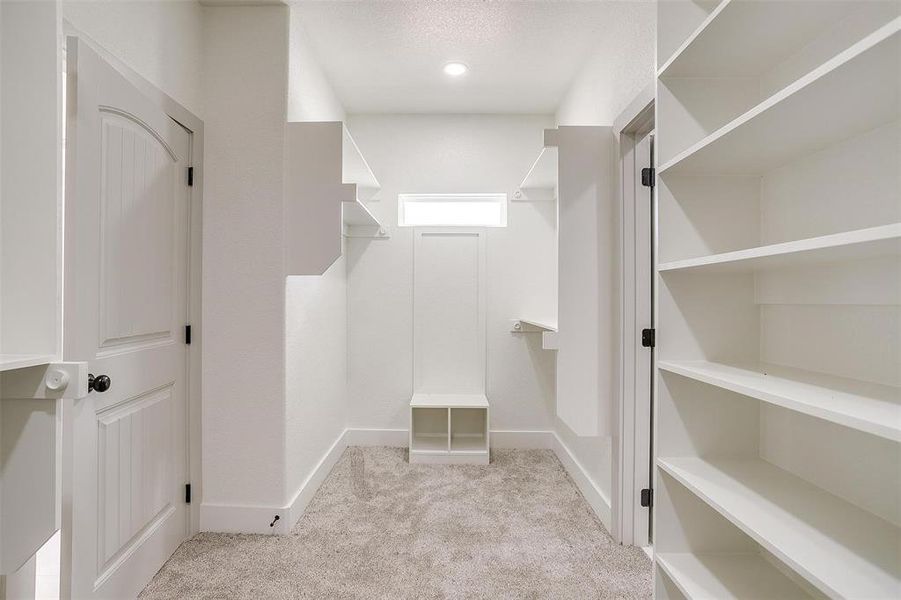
(409, 394, 489, 464)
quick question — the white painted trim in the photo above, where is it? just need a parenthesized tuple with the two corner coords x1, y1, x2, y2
(344, 427, 408, 447)
(198, 428, 585, 535)
(489, 430, 553, 449)
(200, 429, 347, 535)
(552, 432, 613, 532)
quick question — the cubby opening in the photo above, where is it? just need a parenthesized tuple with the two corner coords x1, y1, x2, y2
(450, 408, 487, 453)
(410, 407, 448, 453)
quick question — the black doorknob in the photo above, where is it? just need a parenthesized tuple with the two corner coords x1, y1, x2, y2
(88, 373, 111, 393)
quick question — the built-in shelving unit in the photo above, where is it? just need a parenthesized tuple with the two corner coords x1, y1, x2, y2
(284, 121, 386, 275)
(654, 2, 901, 598)
(409, 394, 489, 465)
(513, 126, 612, 436)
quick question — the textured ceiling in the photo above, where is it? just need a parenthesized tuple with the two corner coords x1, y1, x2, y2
(292, 0, 654, 114)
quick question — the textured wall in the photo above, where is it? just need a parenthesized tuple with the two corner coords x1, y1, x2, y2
(201, 5, 289, 508)
(283, 6, 350, 507)
(63, 0, 204, 117)
(555, 2, 655, 126)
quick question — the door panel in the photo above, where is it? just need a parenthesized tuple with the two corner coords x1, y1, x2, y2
(63, 37, 189, 600)
(99, 112, 178, 350)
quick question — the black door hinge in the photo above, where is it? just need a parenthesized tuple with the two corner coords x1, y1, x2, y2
(185, 483, 192, 504)
(641, 167, 655, 188)
(640, 488, 653, 508)
(187, 166, 194, 187)
(641, 328, 655, 348)
(185, 324, 192, 345)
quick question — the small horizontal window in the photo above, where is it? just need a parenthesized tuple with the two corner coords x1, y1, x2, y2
(398, 193, 507, 227)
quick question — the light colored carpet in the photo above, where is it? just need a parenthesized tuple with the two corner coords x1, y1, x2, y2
(140, 447, 652, 599)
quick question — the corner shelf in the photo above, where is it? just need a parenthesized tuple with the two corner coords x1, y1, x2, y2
(515, 146, 557, 202)
(659, 20, 901, 175)
(656, 552, 811, 600)
(659, 360, 901, 442)
(658, 223, 901, 273)
(658, 457, 901, 599)
(409, 394, 489, 465)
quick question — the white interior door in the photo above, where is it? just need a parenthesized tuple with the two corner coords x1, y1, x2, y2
(62, 37, 190, 600)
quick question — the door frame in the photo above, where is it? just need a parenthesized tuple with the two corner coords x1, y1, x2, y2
(611, 83, 654, 548)
(60, 23, 204, 538)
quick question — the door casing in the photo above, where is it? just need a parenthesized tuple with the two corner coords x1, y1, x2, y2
(611, 84, 655, 548)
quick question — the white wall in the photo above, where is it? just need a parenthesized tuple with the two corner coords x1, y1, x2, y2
(549, 2, 655, 511)
(201, 4, 289, 511)
(555, 2, 655, 126)
(283, 5, 349, 509)
(62, 0, 204, 117)
(344, 114, 557, 435)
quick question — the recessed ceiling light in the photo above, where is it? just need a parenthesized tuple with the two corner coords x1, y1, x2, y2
(443, 62, 469, 77)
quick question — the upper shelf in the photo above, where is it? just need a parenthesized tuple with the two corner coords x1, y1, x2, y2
(659, 360, 901, 442)
(410, 393, 489, 409)
(658, 456, 901, 599)
(341, 124, 380, 198)
(658, 0, 859, 78)
(658, 223, 901, 273)
(659, 21, 901, 176)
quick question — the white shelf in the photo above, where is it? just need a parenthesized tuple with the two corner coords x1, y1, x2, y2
(658, 223, 901, 273)
(410, 393, 488, 409)
(658, 0, 857, 78)
(410, 435, 447, 453)
(341, 124, 379, 197)
(450, 435, 487, 453)
(658, 457, 901, 599)
(511, 319, 557, 333)
(659, 360, 901, 442)
(656, 552, 811, 600)
(659, 20, 901, 175)
(0, 354, 57, 373)
(516, 147, 557, 201)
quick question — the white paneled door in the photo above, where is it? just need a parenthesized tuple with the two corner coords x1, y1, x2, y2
(62, 38, 190, 600)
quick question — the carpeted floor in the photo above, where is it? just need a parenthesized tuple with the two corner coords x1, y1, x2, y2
(140, 447, 652, 599)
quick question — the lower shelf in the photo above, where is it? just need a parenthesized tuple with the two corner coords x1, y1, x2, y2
(658, 457, 901, 599)
(0, 353, 56, 373)
(656, 553, 810, 600)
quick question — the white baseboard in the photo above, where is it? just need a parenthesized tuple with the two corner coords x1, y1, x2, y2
(552, 432, 612, 531)
(201, 427, 612, 536)
(344, 427, 407, 447)
(200, 429, 348, 535)
(489, 429, 554, 448)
